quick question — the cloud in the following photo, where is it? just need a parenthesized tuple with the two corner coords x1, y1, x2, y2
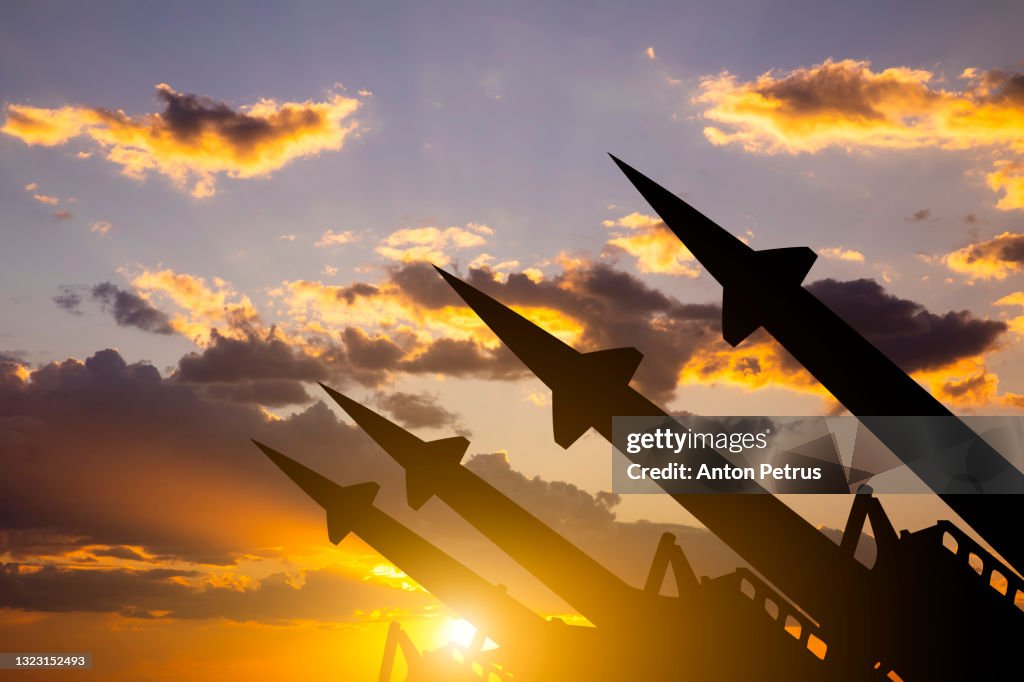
(695, 59, 1024, 209)
(645, 47, 657, 61)
(677, 276, 1008, 403)
(31, 194, 58, 206)
(0, 561, 431, 624)
(602, 212, 699, 276)
(173, 328, 329, 406)
(905, 209, 933, 223)
(987, 160, 1024, 210)
(942, 231, 1024, 280)
(374, 391, 469, 434)
(315, 230, 356, 248)
(0, 348, 405, 565)
(52, 288, 83, 315)
(817, 247, 865, 263)
(806, 278, 1006, 373)
(92, 282, 175, 335)
(2, 84, 362, 197)
(90, 221, 112, 236)
(375, 224, 493, 265)
(23, 182, 38, 191)
(52, 210, 71, 221)
(130, 268, 261, 343)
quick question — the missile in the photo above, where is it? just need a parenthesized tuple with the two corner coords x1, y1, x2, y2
(432, 265, 648, 450)
(609, 155, 1024, 572)
(319, 384, 669, 629)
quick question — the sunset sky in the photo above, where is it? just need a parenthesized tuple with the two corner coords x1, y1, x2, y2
(4, 1, 1024, 679)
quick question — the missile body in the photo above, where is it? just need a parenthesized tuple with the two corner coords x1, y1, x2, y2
(432, 267, 1022, 678)
(610, 156, 1024, 573)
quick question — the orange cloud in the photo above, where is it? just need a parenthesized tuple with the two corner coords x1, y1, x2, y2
(987, 160, 1024, 210)
(676, 335, 825, 396)
(942, 232, 1024, 280)
(603, 212, 699, 276)
(2, 84, 362, 197)
(818, 247, 865, 263)
(31, 193, 59, 205)
(315, 229, 357, 248)
(695, 60, 1024, 209)
(129, 268, 261, 343)
(375, 223, 493, 265)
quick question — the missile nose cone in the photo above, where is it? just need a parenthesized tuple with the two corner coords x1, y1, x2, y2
(317, 381, 359, 413)
(608, 153, 641, 183)
(318, 383, 426, 461)
(607, 155, 681, 219)
(251, 439, 378, 513)
(432, 265, 485, 309)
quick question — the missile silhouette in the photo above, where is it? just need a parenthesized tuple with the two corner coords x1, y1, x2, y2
(609, 155, 1024, 572)
(431, 266, 1023, 678)
(313, 392, 862, 680)
(318, 383, 679, 630)
(251, 439, 624, 680)
(254, 440, 820, 679)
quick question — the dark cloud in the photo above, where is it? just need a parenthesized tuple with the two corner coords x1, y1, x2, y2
(806, 278, 1006, 372)
(755, 60, 897, 120)
(90, 546, 148, 561)
(905, 209, 933, 223)
(964, 214, 979, 224)
(447, 263, 722, 402)
(91, 282, 174, 334)
(176, 333, 319, 377)
(390, 262, 462, 309)
(970, 68, 1024, 104)
(52, 287, 83, 315)
(0, 348, 405, 564)
(200, 379, 312, 407)
(0, 562, 430, 624)
(152, 85, 318, 149)
(374, 391, 469, 435)
(399, 338, 527, 381)
(965, 232, 1024, 265)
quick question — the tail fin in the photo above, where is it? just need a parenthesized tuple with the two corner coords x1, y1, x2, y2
(551, 348, 643, 448)
(721, 247, 818, 346)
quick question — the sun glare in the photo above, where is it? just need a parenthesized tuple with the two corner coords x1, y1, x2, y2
(443, 618, 477, 648)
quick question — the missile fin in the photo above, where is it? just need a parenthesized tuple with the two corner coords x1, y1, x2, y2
(582, 347, 644, 383)
(403, 436, 471, 510)
(722, 287, 763, 347)
(325, 482, 380, 544)
(422, 436, 471, 465)
(553, 391, 592, 449)
(755, 246, 818, 284)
